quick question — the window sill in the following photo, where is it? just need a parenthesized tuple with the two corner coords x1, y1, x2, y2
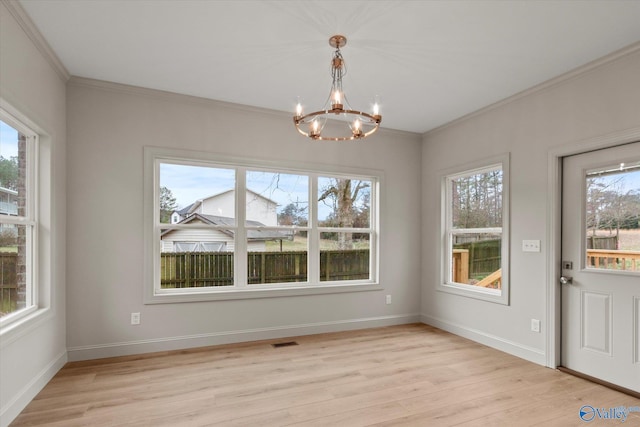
(0, 307, 52, 348)
(144, 281, 382, 304)
(437, 282, 509, 305)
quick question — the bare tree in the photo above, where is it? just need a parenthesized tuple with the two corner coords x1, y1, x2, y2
(452, 170, 502, 229)
(318, 178, 369, 249)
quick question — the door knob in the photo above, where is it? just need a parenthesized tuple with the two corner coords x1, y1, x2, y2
(560, 276, 573, 285)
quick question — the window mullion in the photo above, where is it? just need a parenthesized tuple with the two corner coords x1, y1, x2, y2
(308, 174, 319, 284)
(235, 167, 248, 288)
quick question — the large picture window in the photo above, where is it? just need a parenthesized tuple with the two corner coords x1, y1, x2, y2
(144, 147, 379, 303)
(440, 155, 509, 304)
(0, 116, 37, 323)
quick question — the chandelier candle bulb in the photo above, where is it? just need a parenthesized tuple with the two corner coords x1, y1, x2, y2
(295, 103, 303, 117)
(310, 120, 320, 137)
(353, 118, 362, 137)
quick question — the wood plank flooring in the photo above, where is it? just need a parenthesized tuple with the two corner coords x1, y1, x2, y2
(10, 324, 640, 426)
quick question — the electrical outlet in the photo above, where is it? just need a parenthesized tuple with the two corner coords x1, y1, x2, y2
(131, 312, 141, 325)
(385, 295, 392, 305)
(531, 319, 540, 333)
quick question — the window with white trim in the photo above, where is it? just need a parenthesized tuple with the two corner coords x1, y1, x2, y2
(0, 115, 37, 323)
(145, 147, 379, 302)
(440, 155, 509, 304)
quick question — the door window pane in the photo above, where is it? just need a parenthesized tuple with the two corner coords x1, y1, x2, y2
(585, 162, 640, 271)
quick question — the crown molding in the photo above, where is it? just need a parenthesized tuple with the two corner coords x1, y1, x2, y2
(67, 75, 308, 118)
(424, 41, 640, 138)
(67, 76, 420, 140)
(2, 0, 70, 82)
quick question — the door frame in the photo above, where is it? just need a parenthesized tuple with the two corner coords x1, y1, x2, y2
(546, 126, 640, 368)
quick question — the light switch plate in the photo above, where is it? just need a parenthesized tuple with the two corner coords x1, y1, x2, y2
(522, 240, 541, 252)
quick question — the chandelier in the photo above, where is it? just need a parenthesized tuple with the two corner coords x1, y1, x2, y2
(293, 35, 382, 141)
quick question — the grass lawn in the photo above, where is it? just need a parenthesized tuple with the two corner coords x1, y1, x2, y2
(265, 236, 369, 251)
(591, 229, 640, 251)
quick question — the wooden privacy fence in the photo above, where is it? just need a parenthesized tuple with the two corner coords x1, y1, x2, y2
(161, 249, 369, 288)
(0, 253, 17, 315)
(320, 250, 369, 282)
(586, 235, 618, 250)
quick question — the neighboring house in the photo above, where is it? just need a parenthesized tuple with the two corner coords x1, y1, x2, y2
(165, 189, 286, 252)
(0, 186, 18, 235)
(161, 213, 292, 252)
(0, 186, 18, 216)
(170, 189, 278, 226)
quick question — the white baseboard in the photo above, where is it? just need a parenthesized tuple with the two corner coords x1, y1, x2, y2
(67, 313, 421, 362)
(421, 314, 546, 366)
(0, 350, 67, 427)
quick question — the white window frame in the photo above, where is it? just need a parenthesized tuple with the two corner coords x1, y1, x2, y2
(144, 146, 381, 304)
(438, 153, 510, 305)
(0, 106, 44, 332)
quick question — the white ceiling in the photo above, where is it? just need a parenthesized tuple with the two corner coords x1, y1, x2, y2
(18, 0, 640, 134)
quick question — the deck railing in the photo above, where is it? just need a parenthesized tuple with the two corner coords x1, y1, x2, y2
(586, 249, 640, 271)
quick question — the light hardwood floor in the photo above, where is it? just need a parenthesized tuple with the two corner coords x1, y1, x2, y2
(10, 324, 640, 426)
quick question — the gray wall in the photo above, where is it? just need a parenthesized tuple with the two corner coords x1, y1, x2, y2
(65, 78, 422, 360)
(0, 2, 67, 424)
(421, 45, 640, 364)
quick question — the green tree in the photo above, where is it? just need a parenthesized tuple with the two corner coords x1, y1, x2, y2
(0, 156, 18, 190)
(278, 202, 307, 226)
(160, 186, 177, 223)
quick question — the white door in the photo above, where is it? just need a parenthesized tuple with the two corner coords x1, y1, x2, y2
(561, 142, 640, 393)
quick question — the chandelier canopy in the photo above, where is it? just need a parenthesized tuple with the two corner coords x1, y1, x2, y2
(293, 35, 382, 141)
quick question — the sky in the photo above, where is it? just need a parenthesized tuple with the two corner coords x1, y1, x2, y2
(588, 164, 640, 194)
(160, 163, 345, 220)
(0, 121, 19, 158)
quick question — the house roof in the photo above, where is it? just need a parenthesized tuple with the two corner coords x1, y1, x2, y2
(162, 213, 292, 241)
(0, 187, 18, 196)
(175, 202, 196, 216)
(172, 189, 278, 217)
(203, 189, 278, 206)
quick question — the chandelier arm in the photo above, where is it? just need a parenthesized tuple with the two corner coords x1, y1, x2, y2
(295, 109, 381, 124)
